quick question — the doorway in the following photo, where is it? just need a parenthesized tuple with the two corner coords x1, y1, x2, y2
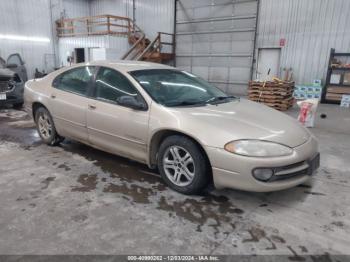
(257, 48, 281, 81)
(75, 48, 85, 63)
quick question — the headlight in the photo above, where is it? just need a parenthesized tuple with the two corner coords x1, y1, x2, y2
(224, 140, 293, 157)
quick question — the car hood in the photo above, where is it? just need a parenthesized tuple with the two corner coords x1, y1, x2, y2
(0, 68, 15, 79)
(173, 98, 310, 148)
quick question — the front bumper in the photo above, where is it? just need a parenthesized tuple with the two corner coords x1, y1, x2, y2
(205, 136, 319, 192)
(0, 84, 24, 105)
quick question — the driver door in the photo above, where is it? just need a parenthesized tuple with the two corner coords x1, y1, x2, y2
(7, 53, 28, 82)
(87, 67, 150, 163)
(50, 66, 96, 143)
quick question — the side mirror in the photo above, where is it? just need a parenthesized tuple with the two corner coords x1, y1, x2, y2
(6, 63, 18, 69)
(117, 95, 147, 111)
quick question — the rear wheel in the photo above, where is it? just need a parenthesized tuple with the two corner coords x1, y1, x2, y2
(158, 135, 210, 195)
(35, 107, 63, 146)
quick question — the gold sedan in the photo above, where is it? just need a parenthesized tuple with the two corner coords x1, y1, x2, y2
(24, 61, 320, 194)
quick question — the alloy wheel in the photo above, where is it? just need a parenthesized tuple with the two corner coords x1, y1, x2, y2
(37, 112, 52, 140)
(163, 146, 195, 187)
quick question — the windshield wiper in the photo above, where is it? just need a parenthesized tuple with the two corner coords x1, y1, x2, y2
(165, 100, 206, 107)
(206, 96, 236, 104)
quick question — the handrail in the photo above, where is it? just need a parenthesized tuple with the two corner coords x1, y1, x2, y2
(136, 32, 175, 61)
(56, 14, 176, 62)
(136, 34, 160, 60)
(121, 33, 146, 60)
(56, 14, 132, 38)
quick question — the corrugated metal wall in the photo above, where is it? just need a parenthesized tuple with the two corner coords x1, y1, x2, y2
(0, 0, 175, 78)
(0, 0, 90, 78)
(58, 36, 129, 66)
(61, 0, 90, 18)
(175, 0, 259, 95)
(90, 0, 129, 17)
(0, 0, 54, 78)
(90, 0, 175, 39)
(133, 0, 175, 39)
(256, 0, 350, 85)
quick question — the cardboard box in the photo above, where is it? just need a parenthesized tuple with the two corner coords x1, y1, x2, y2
(294, 84, 323, 100)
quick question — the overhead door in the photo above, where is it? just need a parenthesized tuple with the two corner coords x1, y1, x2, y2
(175, 0, 258, 95)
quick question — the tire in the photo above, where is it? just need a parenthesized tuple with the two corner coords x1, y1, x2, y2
(13, 102, 24, 109)
(35, 107, 63, 146)
(157, 135, 210, 195)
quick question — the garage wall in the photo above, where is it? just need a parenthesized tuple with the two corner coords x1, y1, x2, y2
(133, 0, 175, 39)
(58, 36, 129, 66)
(256, 0, 350, 85)
(60, 0, 90, 18)
(175, 0, 258, 95)
(0, 0, 90, 79)
(90, 0, 129, 17)
(0, 0, 54, 79)
(90, 0, 175, 40)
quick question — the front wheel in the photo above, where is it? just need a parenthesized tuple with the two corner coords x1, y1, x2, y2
(157, 135, 210, 195)
(35, 107, 63, 146)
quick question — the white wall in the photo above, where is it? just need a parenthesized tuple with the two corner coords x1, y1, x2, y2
(0, 0, 175, 77)
(90, 0, 129, 17)
(256, 0, 350, 85)
(0, 0, 54, 78)
(134, 0, 175, 39)
(90, 0, 175, 40)
(0, 0, 91, 78)
(58, 35, 129, 66)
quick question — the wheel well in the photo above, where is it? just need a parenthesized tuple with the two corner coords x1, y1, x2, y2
(32, 102, 47, 120)
(149, 130, 213, 181)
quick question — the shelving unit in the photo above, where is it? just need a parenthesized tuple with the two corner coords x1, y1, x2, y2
(322, 48, 350, 104)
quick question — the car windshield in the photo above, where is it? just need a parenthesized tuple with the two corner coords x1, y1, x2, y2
(129, 69, 236, 107)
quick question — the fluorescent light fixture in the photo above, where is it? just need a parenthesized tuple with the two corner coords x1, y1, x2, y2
(0, 34, 50, 43)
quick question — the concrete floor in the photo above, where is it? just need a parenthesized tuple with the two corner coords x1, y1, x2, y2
(0, 104, 349, 257)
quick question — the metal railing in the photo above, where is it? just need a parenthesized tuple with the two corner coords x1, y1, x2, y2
(136, 32, 175, 61)
(56, 14, 133, 37)
(56, 15, 175, 62)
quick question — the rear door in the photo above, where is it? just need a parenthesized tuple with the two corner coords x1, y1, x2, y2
(7, 53, 28, 82)
(87, 67, 150, 163)
(50, 66, 96, 142)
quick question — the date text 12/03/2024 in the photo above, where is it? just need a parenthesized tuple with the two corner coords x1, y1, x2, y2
(127, 256, 220, 261)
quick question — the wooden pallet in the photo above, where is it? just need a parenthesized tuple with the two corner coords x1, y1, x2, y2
(248, 90, 293, 97)
(248, 80, 295, 111)
(249, 97, 294, 105)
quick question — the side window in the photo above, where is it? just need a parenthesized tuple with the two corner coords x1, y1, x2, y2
(95, 67, 139, 103)
(54, 66, 95, 96)
(7, 54, 23, 66)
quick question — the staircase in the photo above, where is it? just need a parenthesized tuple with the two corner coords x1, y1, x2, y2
(56, 14, 175, 64)
(121, 22, 175, 63)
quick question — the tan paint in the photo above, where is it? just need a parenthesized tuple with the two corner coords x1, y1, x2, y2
(24, 60, 319, 192)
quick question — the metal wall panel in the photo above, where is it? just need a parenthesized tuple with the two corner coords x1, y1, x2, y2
(90, 0, 175, 41)
(133, 0, 175, 39)
(175, 0, 258, 95)
(256, 0, 350, 84)
(0, 0, 54, 78)
(0, 0, 90, 78)
(89, 0, 129, 17)
(58, 35, 129, 66)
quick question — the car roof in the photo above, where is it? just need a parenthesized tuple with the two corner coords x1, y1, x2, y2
(85, 60, 175, 73)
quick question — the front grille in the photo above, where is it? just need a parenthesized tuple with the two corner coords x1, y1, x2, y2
(253, 153, 320, 183)
(0, 81, 14, 93)
(269, 163, 309, 182)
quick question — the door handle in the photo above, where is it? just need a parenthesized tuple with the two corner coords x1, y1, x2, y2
(51, 94, 56, 99)
(88, 104, 96, 110)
